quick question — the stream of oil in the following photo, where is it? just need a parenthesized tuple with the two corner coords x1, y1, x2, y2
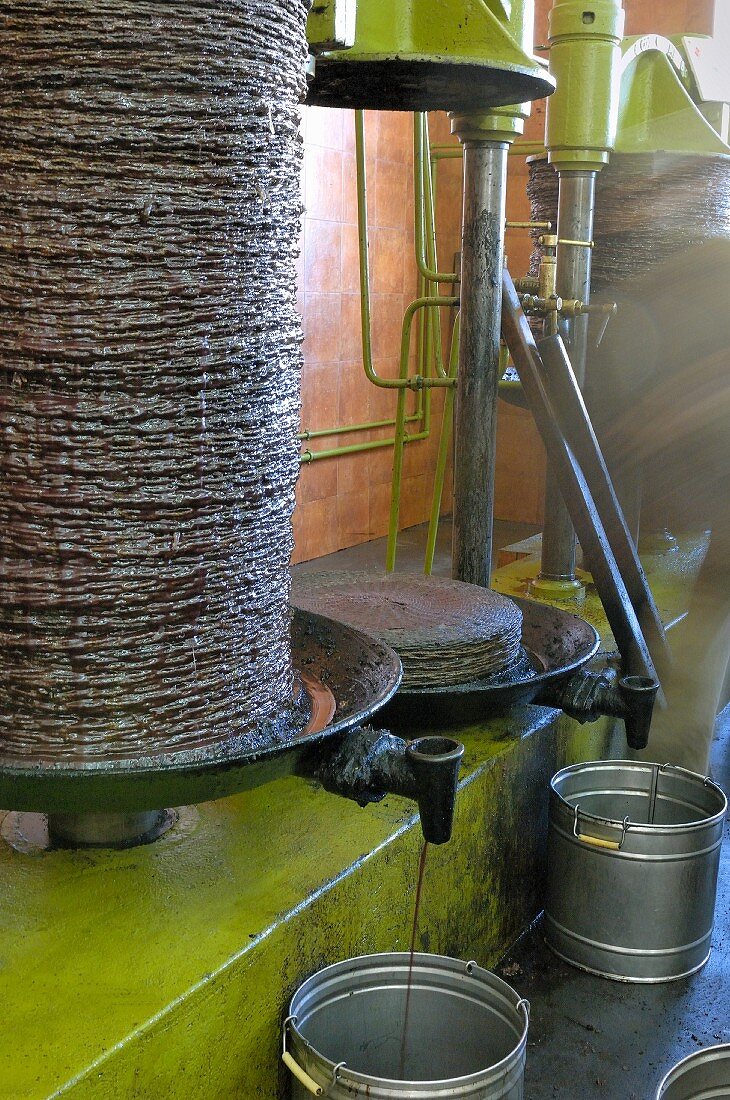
(398, 840, 429, 1080)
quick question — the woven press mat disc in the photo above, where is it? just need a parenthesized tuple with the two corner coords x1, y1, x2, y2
(291, 573, 523, 689)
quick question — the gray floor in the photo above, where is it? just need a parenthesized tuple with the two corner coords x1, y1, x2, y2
(294, 519, 730, 1100)
(496, 708, 730, 1100)
(293, 516, 538, 578)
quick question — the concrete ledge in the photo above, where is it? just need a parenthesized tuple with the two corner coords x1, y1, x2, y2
(1, 709, 618, 1098)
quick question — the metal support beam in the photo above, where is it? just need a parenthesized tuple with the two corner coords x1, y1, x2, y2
(452, 140, 508, 587)
(501, 268, 668, 707)
(539, 170, 597, 587)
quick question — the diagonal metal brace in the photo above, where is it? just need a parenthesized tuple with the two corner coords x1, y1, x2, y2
(536, 331, 671, 677)
(501, 268, 669, 720)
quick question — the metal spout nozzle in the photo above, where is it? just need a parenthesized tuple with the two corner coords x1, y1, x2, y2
(535, 667, 659, 750)
(298, 727, 464, 845)
(618, 674, 659, 750)
(406, 736, 464, 845)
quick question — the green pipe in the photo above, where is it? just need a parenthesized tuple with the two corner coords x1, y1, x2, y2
(508, 142, 546, 156)
(385, 389, 409, 571)
(365, 294, 458, 392)
(424, 314, 460, 575)
(417, 270, 428, 380)
(385, 293, 457, 570)
(421, 115, 451, 380)
(396, 297, 458, 390)
(430, 147, 464, 161)
(428, 152, 444, 380)
(299, 412, 422, 442)
(354, 109, 377, 386)
(299, 386, 432, 463)
(415, 114, 458, 285)
(355, 110, 457, 393)
(299, 113, 455, 474)
(300, 430, 428, 465)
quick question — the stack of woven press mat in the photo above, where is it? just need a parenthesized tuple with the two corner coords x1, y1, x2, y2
(291, 572, 524, 689)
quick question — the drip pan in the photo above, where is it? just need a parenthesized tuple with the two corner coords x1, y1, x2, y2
(0, 610, 402, 813)
(353, 596, 599, 730)
(289, 574, 600, 730)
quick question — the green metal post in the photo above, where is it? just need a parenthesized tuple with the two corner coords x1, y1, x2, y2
(424, 314, 460, 575)
(385, 298, 457, 571)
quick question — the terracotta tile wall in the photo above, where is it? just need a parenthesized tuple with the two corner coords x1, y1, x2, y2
(293, 0, 715, 563)
(293, 107, 454, 563)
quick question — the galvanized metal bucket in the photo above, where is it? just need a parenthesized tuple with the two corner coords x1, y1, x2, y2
(656, 1043, 730, 1098)
(284, 953, 529, 1098)
(546, 760, 726, 982)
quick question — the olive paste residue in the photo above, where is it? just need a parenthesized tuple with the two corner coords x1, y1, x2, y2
(0, 0, 309, 759)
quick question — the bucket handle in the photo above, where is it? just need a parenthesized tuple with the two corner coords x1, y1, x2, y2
(282, 1015, 324, 1097)
(660, 761, 713, 786)
(573, 805, 629, 850)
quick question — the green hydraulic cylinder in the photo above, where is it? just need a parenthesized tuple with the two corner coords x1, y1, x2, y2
(545, 0, 625, 172)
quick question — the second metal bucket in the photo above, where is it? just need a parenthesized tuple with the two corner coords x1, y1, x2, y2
(656, 1043, 730, 1098)
(545, 760, 726, 982)
(284, 953, 529, 1098)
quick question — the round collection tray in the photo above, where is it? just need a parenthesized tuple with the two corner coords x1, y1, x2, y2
(0, 609, 402, 814)
(379, 596, 600, 729)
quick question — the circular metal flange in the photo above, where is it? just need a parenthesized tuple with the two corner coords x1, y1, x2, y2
(0, 609, 402, 815)
(307, 58, 555, 112)
(0, 806, 203, 854)
(47, 809, 177, 849)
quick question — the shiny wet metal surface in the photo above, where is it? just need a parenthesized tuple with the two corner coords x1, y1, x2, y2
(545, 761, 726, 983)
(657, 1043, 730, 1098)
(288, 953, 528, 1097)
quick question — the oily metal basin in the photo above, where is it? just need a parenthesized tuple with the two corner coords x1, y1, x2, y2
(0, 609, 403, 813)
(374, 597, 601, 730)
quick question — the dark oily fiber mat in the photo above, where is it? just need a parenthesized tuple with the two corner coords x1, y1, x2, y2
(291, 572, 523, 688)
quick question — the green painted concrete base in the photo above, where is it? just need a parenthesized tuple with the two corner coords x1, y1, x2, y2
(2, 539, 705, 1098)
(493, 534, 708, 655)
(1, 710, 619, 1099)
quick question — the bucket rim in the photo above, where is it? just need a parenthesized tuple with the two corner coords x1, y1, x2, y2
(286, 952, 529, 1091)
(655, 1042, 730, 1097)
(550, 759, 727, 833)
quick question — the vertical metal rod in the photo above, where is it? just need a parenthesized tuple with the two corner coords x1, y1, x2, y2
(501, 270, 661, 697)
(540, 170, 596, 582)
(647, 763, 660, 826)
(452, 140, 508, 587)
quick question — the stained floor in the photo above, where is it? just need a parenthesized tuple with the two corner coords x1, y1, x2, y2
(495, 705, 730, 1100)
(293, 516, 538, 578)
